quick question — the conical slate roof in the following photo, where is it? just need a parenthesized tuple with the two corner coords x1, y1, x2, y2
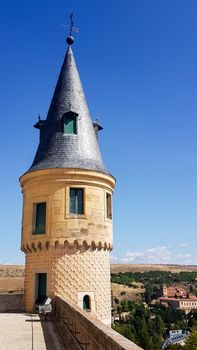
(27, 43, 108, 174)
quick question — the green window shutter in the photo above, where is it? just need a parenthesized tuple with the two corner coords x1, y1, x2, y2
(70, 189, 77, 213)
(106, 193, 112, 219)
(34, 202, 46, 234)
(38, 273, 46, 297)
(70, 188, 84, 214)
(64, 114, 76, 134)
(77, 189, 83, 214)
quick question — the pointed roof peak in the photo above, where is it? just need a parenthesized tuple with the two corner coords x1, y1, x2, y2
(26, 35, 109, 175)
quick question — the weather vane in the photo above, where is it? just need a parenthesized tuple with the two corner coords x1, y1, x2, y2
(63, 12, 79, 45)
(68, 12, 79, 36)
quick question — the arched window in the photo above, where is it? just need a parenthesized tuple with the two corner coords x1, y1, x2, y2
(83, 295, 90, 310)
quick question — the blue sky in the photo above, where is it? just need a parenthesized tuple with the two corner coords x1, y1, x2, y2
(0, 0, 197, 265)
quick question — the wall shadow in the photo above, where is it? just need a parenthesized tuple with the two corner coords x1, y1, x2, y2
(39, 314, 66, 350)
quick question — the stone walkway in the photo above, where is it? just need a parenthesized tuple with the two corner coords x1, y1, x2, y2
(0, 313, 66, 350)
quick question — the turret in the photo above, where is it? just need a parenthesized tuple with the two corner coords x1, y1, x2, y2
(20, 28, 115, 326)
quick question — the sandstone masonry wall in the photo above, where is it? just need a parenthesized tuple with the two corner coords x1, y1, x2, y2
(25, 248, 111, 324)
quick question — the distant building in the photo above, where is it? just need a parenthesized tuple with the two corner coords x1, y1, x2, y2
(159, 284, 187, 298)
(159, 296, 197, 313)
(158, 284, 197, 313)
(161, 330, 189, 349)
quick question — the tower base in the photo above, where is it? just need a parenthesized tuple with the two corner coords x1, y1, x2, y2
(25, 247, 111, 325)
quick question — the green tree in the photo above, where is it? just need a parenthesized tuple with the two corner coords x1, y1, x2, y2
(188, 311, 197, 328)
(113, 301, 178, 350)
(144, 282, 153, 303)
(114, 296, 119, 304)
(151, 334, 164, 350)
(112, 323, 136, 343)
(184, 327, 197, 350)
(121, 300, 128, 311)
(120, 291, 126, 295)
(138, 328, 153, 350)
(127, 300, 135, 311)
(153, 315, 165, 335)
(166, 344, 183, 350)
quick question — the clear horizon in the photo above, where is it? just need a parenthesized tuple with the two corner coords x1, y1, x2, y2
(0, 0, 196, 265)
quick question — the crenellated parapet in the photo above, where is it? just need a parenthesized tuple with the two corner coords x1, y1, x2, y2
(21, 239, 112, 253)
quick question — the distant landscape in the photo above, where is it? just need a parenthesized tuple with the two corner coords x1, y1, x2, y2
(0, 263, 197, 293)
(111, 264, 197, 273)
(111, 264, 197, 349)
(0, 264, 24, 293)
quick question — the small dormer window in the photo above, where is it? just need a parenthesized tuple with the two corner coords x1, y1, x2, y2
(63, 111, 77, 134)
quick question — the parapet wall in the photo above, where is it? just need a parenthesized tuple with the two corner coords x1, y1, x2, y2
(54, 295, 143, 350)
(0, 294, 25, 312)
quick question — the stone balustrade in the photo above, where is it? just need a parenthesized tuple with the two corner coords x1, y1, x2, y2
(54, 295, 143, 350)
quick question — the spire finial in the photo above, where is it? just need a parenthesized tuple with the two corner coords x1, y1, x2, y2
(66, 12, 79, 46)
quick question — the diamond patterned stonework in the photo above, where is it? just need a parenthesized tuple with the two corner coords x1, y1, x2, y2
(25, 248, 111, 325)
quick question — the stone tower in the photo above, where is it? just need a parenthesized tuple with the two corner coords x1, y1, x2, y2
(20, 34, 115, 326)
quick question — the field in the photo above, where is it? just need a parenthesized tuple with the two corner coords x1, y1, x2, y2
(0, 265, 25, 278)
(0, 278, 24, 294)
(0, 263, 196, 295)
(111, 282, 144, 304)
(111, 263, 197, 273)
(0, 265, 25, 294)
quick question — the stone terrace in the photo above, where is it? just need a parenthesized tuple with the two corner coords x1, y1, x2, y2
(0, 295, 143, 350)
(0, 313, 65, 350)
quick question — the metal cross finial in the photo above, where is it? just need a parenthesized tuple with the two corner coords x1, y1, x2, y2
(68, 12, 79, 36)
(69, 12, 74, 36)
